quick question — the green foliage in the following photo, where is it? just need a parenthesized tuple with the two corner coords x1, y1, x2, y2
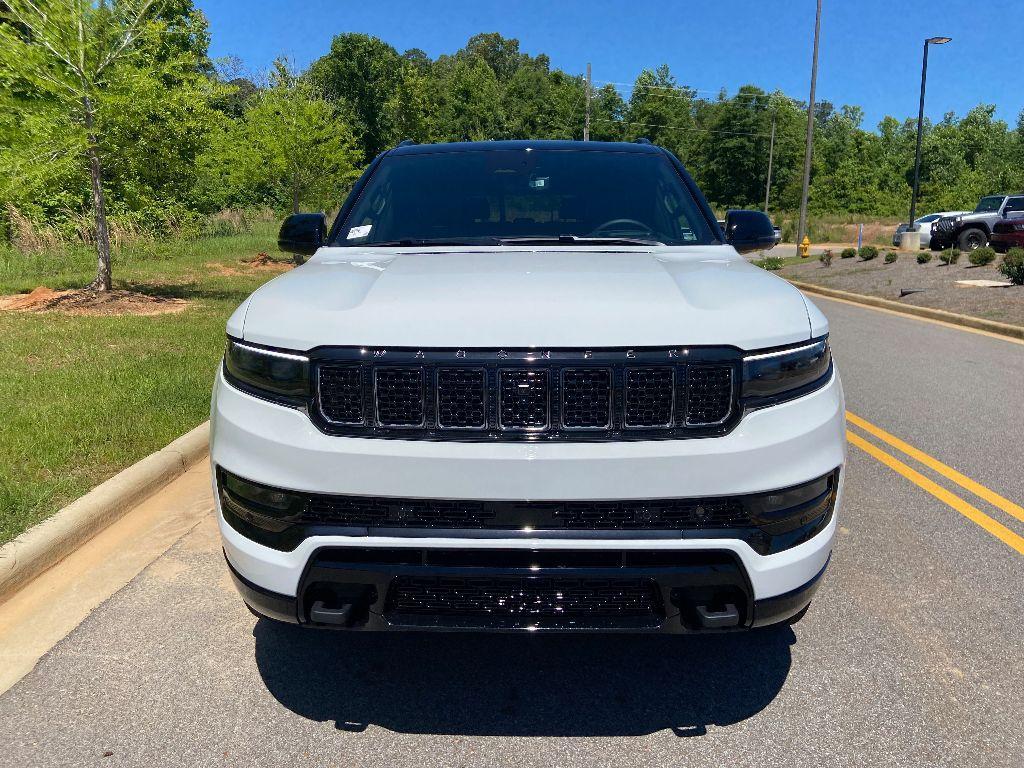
(4, 22, 1024, 264)
(819, 249, 833, 267)
(884, 251, 897, 264)
(754, 256, 784, 271)
(917, 252, 932, 264)
(939, 249, 961, 265)
(968, 247, 996, 267)
(1000, 248, 1024, 284)
(841, 247, 857, 259)
(197, 59, 360, 213)
(858, 245, 878, 261)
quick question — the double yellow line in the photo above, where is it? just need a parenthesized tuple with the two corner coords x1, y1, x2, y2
(845, 411, 1024, 556)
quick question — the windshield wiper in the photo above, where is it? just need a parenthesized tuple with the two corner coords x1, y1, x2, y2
(497, 235, 665, 246)
(363, 237, 501, 247)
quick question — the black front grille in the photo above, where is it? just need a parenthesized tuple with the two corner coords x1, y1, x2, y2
(318, 365, 364, 424)
(375, 368, 424, 426)
(553, 499, 746, 529)
(387, 575, 661, 620)
(561, 368, 611, 428)
(624, 367, 674, 427)
(297, 493, 753, 530)
(686, 366, 733, 425)
(312, 347, 739, 441)
(307, 497, 495, 527)
(436, 368, 486, 429)
(499, 369, 549, 430)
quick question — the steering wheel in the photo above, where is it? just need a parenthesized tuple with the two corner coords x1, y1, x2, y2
(587, 218, 654, 237)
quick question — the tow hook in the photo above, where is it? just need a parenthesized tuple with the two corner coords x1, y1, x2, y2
(310, 601, 355, 626)
(695, 603, 741, 629)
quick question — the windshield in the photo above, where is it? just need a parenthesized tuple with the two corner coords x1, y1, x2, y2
(975, 196, 1004, 213)
(916, 214, 941, 224)
(334, 149, 716, 246)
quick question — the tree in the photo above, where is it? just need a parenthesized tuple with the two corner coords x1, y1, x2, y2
(624, 66, 696, 160)
(0, 0, 166, 291)
(198, 58, 360, 224)
(308, 33, 403, 162)
(693, 86, 772, 208)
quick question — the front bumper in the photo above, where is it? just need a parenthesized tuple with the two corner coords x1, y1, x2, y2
(212, 366, 845, 630)
(929, 229, 956, 250)
(227, 548, 830, 632)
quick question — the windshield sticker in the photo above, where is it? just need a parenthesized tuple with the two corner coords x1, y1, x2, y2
(347, 224, 372, 240)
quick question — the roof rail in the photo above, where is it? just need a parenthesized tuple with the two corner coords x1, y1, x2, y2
(396, 139, 417, 147)
(633, 137, 652, 145)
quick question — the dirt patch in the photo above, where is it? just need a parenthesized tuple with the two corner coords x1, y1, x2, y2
(0, 286, 188, 316)
(773, 254, 1024, 327)
(206, 252, 294, 276)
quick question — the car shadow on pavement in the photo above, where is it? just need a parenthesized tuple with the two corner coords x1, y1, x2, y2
(253, 619, 795, 736)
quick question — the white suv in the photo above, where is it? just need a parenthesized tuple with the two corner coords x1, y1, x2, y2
(211, 140, 845, 633)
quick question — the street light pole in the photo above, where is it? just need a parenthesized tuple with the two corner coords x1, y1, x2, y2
(909, 36, 951, 230)
(795, 0, 822, 256)
(764, 112, 776, 214)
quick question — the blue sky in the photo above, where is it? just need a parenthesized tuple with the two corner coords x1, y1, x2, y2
(197, 0, 1021, 131)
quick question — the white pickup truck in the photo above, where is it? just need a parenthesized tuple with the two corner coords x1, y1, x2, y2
(211, 139, 845, 634)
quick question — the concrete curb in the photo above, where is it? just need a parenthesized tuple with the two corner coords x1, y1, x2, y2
(789, 280, 1024, 341)
(0, 421, 210, 605)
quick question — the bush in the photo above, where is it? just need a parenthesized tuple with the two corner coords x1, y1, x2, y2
(939, 248, 961, 265)
(858, 245, 878, 261)
(819, 249, 833, 267)
(884, 252, 898, 264)
(754, 256, 785, 271)
(968, 247, 996, 267)
(840, 247, 857, 259)
(917, 252, 932, 264)
(1000, 248, 1024, 285)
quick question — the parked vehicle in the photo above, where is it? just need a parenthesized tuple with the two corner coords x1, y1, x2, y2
(212, 140, 845, 634)
(991, 214, 1024, 253)
(893, 212, 968, 249)
(930, 194, 1024, 251)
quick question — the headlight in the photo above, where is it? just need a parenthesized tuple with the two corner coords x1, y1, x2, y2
(223, 338, 309, 402)
(741, 338, 831, 404)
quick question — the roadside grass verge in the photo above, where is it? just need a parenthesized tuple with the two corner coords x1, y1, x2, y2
(0, 223, 283, 544)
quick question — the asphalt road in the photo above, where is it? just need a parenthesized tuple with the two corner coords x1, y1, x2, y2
(2, 296, 1023, 768)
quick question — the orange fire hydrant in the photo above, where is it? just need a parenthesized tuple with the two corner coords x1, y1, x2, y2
(798, 235, 811, 259)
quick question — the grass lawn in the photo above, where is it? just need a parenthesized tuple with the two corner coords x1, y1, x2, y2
(0, 223, 286, 544)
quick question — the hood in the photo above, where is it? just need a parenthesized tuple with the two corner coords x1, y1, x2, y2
(235, 246, 815, 352)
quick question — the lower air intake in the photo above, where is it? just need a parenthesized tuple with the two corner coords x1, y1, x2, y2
(387, 575, 661, 623)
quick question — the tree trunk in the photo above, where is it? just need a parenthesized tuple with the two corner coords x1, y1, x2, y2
(83, 97, 112, 292)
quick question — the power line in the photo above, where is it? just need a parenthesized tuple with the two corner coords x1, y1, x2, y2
(593, 79, 803, 105)
(590, 117, 771, 138)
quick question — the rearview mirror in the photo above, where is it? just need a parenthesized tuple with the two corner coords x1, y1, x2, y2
(724, 210, 777, 254)
(278, 213, 326, 257)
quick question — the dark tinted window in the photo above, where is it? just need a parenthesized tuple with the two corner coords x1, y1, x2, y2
(975, 196, 1004, 213)
(1005, 197, 1024, 213)
(335, 149, 715, 246)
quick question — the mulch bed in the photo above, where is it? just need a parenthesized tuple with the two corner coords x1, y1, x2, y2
(0, 286, 188, 316)
(775, 253, 1024, 327)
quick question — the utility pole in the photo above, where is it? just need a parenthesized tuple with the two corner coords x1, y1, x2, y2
(795, 0, 822, 252)
(584, 62, 592, 141)
(764, 112, 776, 214)
(909, 37, 951, 231)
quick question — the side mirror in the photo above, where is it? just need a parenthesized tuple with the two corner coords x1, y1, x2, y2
(724, 210, 777, 254)
(278, 213, 326, 257)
